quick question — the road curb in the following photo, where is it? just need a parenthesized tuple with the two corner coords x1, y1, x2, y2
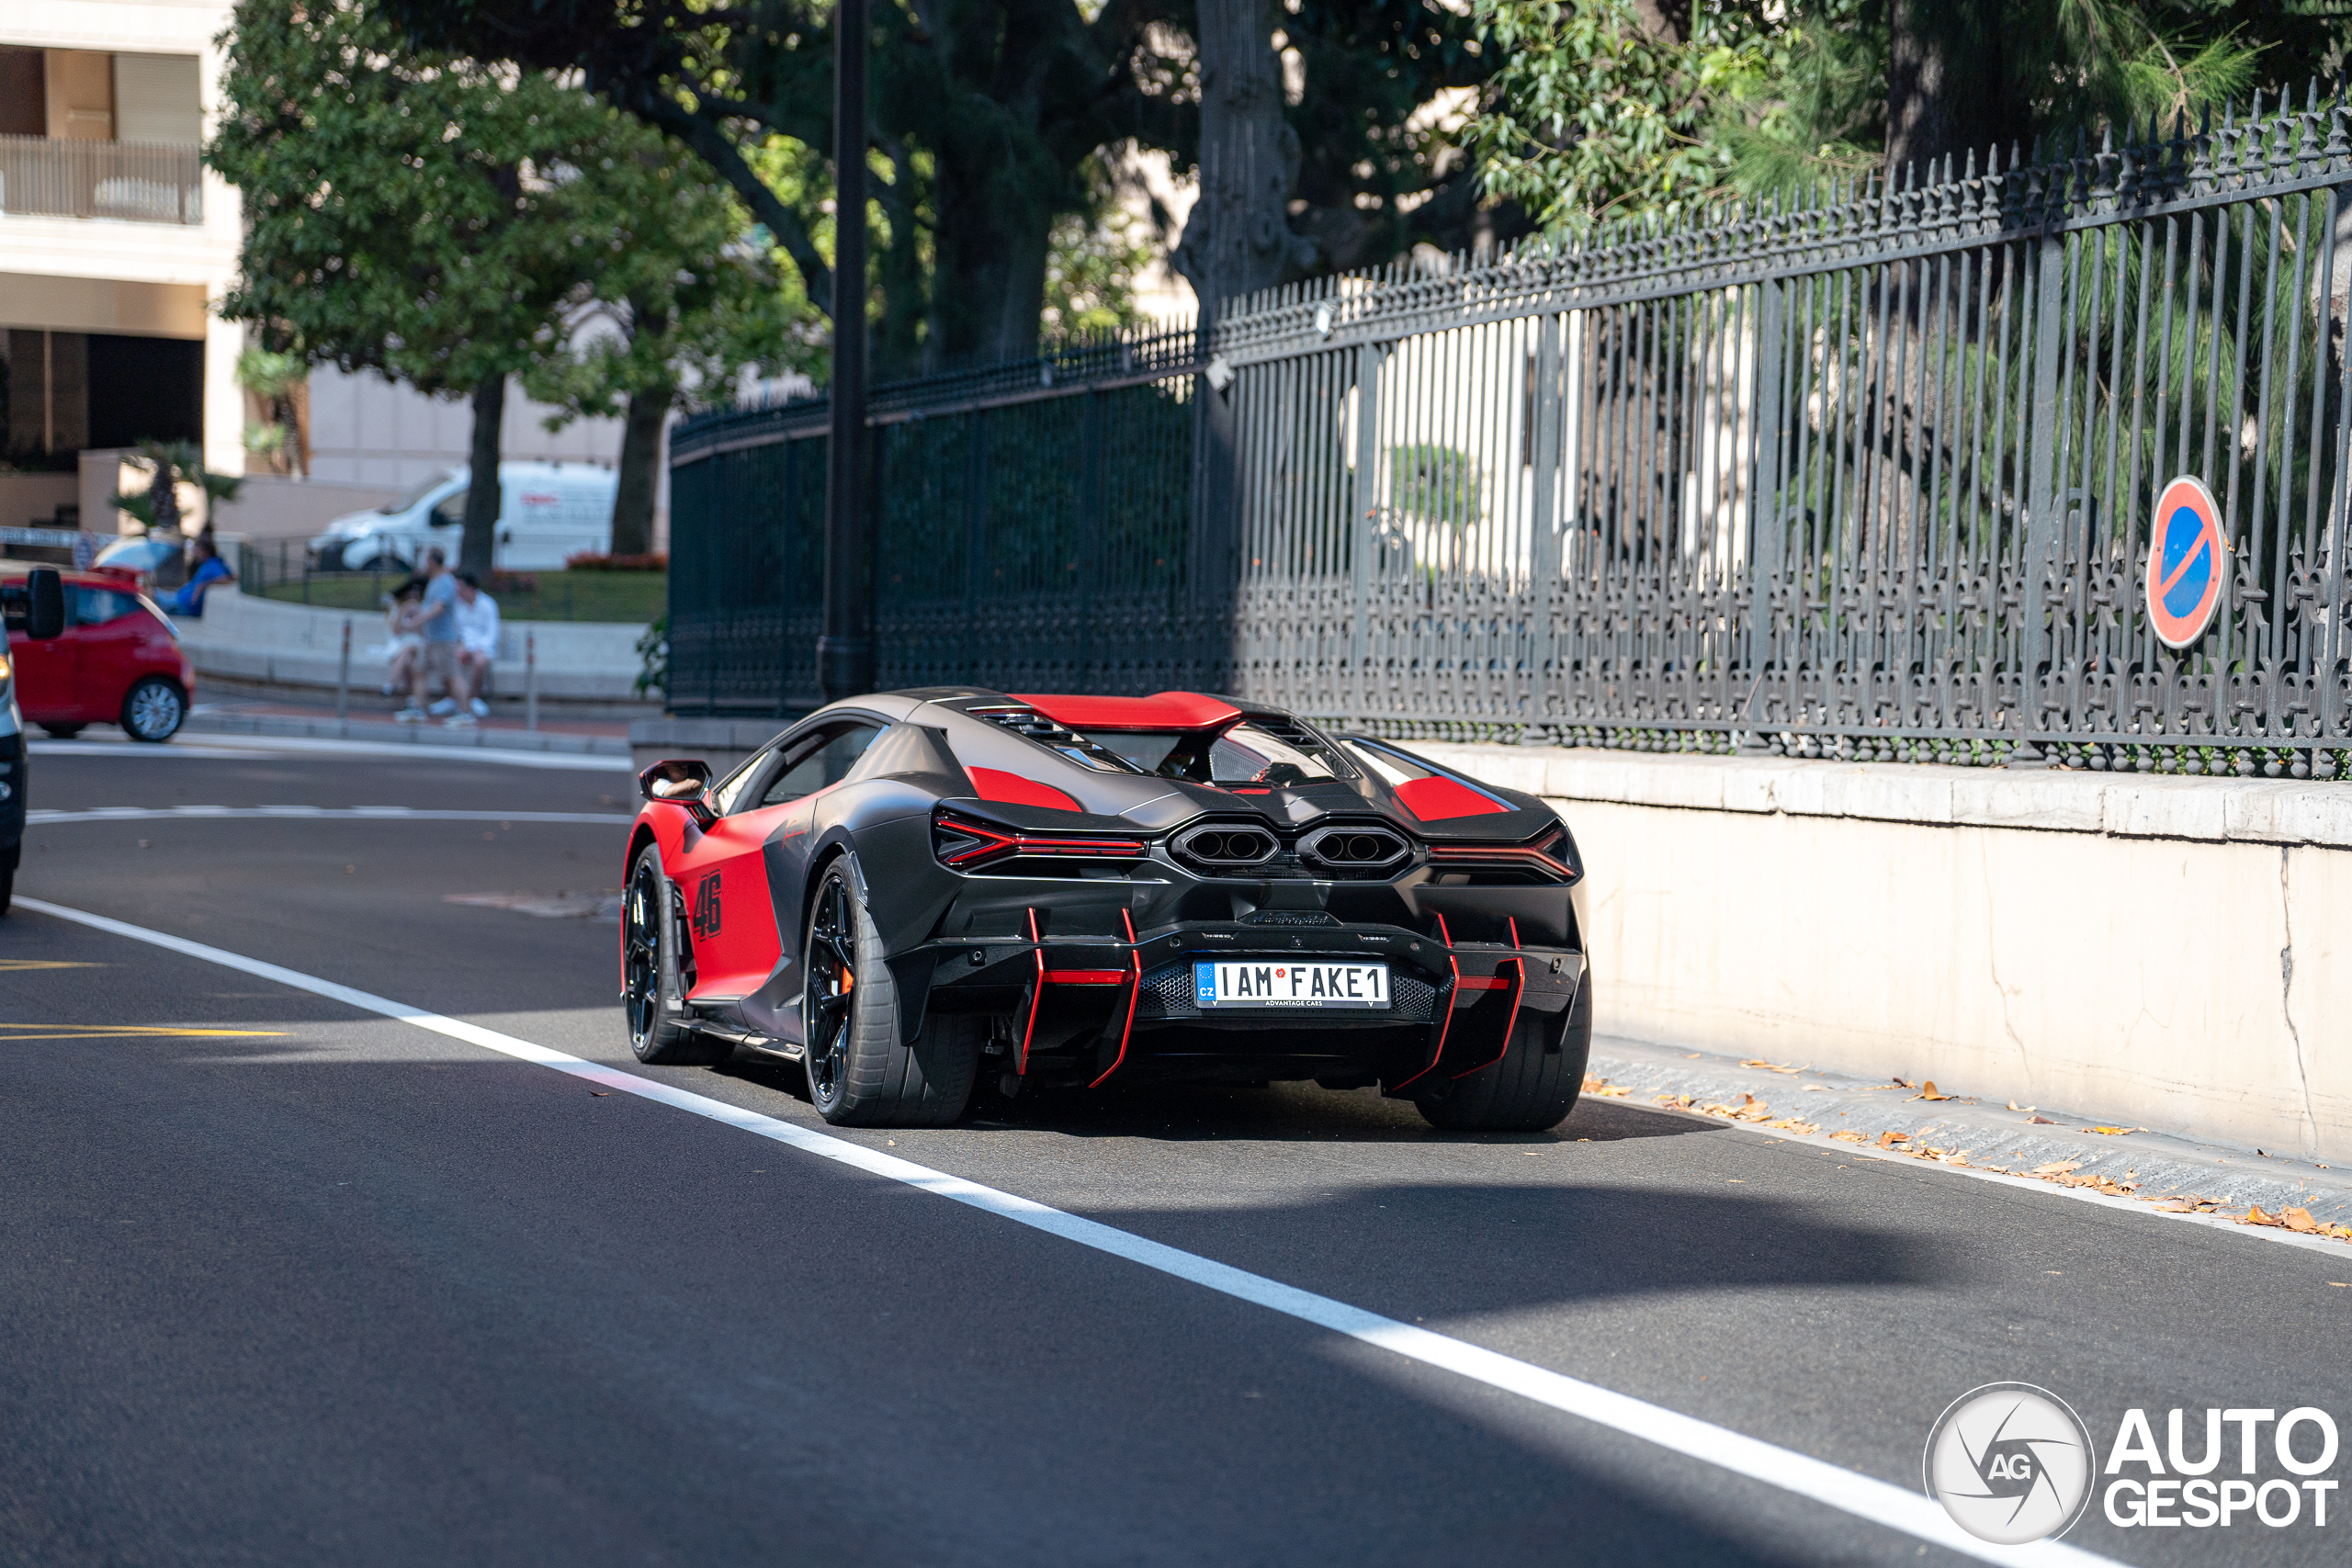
(1587, 1036, 2352, 1238)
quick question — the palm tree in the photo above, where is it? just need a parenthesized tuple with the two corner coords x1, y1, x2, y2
(109, 440, 243, 536)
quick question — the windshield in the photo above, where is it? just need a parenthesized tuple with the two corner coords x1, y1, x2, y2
(1080, 720, 1346, 786)
(379, 470, 458, 514)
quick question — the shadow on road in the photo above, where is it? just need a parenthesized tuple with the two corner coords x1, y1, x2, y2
(712, 1055, 1722, 1146)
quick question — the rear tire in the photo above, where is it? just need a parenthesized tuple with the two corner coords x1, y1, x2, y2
(622, 843, 729, 1065)
(120, 678, 185, 743)
(1409, 975, 1592, 1133)
(0, 845, 15, 917)
(39, 724, 85, 739)
(801, 863, 980, 1126)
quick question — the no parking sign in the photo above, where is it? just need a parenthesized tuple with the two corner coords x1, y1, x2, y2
(2144, 476, 2225, 649)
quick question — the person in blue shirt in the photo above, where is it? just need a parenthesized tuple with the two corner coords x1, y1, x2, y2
(396, 547, 474, 726)
(170, 535, 235, 616)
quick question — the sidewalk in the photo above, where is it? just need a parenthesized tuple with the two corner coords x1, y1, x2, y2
(1587, 1036, 2352, 1247)
(187, 695, 631, 757)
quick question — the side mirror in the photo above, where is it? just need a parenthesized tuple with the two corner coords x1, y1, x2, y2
(25, 569, 65, 641)
(639, 758, 714, 821)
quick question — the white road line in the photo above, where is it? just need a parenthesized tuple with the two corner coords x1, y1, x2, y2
(26, 807, 634, 826)
(31, 734, 633, 771)
(14, 894, 2124, 1568)
(24, 742, 281, 760)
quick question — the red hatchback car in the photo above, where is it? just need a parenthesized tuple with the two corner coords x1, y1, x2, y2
(1, 564, 196, 742)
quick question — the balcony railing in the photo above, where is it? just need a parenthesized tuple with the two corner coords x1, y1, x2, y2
(0, 135, 204, 225)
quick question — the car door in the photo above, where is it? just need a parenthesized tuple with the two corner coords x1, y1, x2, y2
(499, 479, 567, 570)
(665, 716, 888, 1021)
(5, 583, 77, 720)
(423, 486, 467, 566)
(64, 586, 142, 720)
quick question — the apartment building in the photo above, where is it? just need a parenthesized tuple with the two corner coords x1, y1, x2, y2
(0, 2, 238, 484)
(1, 0, 629, 540)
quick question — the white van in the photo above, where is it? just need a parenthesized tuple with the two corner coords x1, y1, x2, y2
(309, 463, 619, 572)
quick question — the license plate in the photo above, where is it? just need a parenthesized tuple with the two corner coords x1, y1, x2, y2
(1193, 961, 1389, 1010)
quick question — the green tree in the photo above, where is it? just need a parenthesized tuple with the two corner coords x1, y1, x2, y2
(381, 0, 1511, 374)
(1471, 0, 2343, 230)
(209, 0, 604, 573)
(521, 118, 808, 555)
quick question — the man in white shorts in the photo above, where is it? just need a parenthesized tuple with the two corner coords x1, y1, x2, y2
(453, 571, 501, 719)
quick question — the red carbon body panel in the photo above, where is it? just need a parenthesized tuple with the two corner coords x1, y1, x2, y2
(652, 802, 789, 1000)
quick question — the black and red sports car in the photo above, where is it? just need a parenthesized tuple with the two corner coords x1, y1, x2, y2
(621, 690, 1590, 1131)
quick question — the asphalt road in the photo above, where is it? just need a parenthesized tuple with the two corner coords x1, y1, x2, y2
(4, 736, 2346, 1567)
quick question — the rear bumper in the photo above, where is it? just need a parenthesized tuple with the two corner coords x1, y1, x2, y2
(912, 917, 1585, 1088)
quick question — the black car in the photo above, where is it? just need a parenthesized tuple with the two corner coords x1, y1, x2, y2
(0, 569, 66, 915)
(623, 690, 1590, 1131)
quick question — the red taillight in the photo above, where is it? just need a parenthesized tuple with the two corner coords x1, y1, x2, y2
(1425, 828, 1578, 884)
(932, 810, 1148, 871)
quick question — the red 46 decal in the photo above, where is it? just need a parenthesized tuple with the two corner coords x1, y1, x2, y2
(690, 871, 723, 939)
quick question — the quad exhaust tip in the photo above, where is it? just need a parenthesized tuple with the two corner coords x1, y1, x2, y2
(1172, 823, 1281, 870)
(1298, 824, 1411, 871)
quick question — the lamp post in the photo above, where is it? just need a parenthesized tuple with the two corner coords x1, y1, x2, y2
(817, 0, 874, 703)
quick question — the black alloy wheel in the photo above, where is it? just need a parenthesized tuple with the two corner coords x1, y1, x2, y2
(797, 862, 982, 1126)
(802, 872, 857, 1107)
(621, 843, 724, 1065)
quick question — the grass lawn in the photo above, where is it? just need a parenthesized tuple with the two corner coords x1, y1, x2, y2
(256, 570, 666, 624)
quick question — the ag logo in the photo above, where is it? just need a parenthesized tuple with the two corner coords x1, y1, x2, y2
(690, 871, 723, 940)
(1924, 1382, 2097, 1545)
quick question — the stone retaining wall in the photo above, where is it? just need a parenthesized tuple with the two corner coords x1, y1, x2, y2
(1420, 744, 2351, 1165)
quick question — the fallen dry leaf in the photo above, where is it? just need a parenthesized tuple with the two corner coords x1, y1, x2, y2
(1595, 1086, 1631, 1098)
(1741, 1059, 1802, 1075)
(1802, 1084, 1828, 1092)
(1891, 1077, 1915, 1089)
(2245, 1206, 2282, 1228)
(2085, 1125, 2134, 1136)
(1879, 1130, 1910, 1147)
(2033, 1160, 2083, 1177)
(2028, 1115, 2058, 1124)
(1914, 1082, 1954, 1101)
(1830, 1131, 1866, 1144)
(2282, 1207, 2321, 1234)
(2007, 1101, 2036, 1112)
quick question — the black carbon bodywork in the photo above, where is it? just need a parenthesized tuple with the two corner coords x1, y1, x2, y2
(633, 689, 1589, 1093)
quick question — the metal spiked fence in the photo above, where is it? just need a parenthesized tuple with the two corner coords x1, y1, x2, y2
(667, 327, 1213, 714)
(671, 89, 2352, 776)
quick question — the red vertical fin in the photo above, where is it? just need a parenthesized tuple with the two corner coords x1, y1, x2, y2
(1088, 909, 1143, 1089)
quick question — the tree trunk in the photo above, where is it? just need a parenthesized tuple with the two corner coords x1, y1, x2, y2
(928, 153, 1056, 365)
(287, 375, 311, 479)
(1886, 0, 2002, 182)
(1629, 0, 1688, 46)
(460, 371, 504, 578)
(993, 220, 1051, 362)
(1172, 0, 1315, 328)
(612, 379, 671, 558)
